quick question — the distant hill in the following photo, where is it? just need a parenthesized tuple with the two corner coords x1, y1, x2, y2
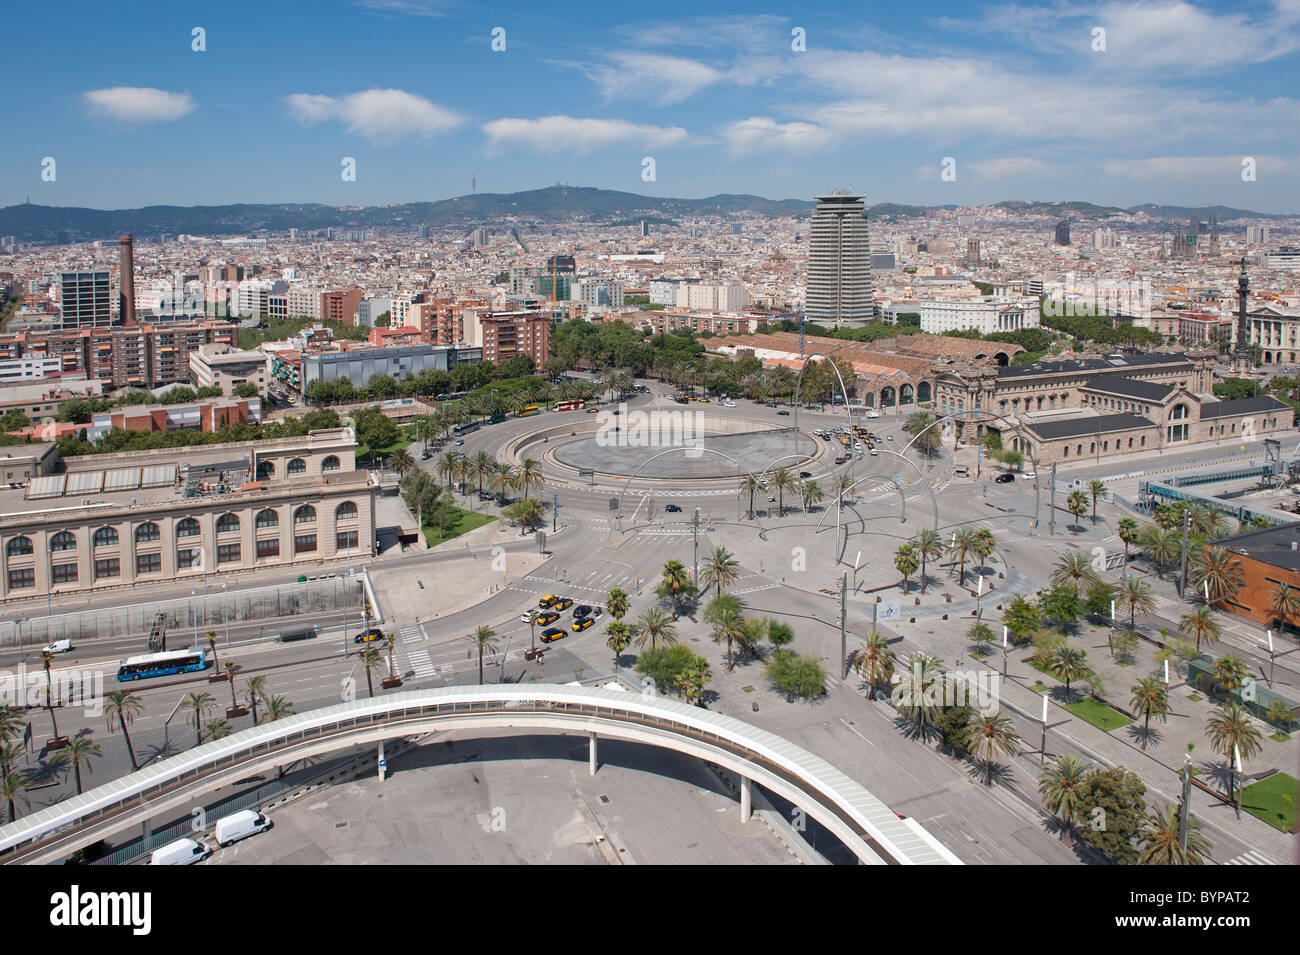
(1124, 203, 1291, 221)
(0, 187, 1290, 243)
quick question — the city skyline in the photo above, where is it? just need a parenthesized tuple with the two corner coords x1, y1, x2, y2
(4, 0, 1299, 212)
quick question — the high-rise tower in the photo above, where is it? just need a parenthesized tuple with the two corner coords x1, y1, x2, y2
(806, 192, 872, 328)
(119, 233, 136, 325)
(1234, 257, 1250, 371)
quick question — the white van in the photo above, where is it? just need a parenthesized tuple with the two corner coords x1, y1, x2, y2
(150, 837, 210, 866)
(952, 465, 970, 477)
(214, 809, 272, 847)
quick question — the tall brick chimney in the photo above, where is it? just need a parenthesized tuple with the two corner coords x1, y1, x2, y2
(119, 233, 136, 325)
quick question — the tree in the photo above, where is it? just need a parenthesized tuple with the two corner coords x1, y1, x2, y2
(259, 695, 295, 723)
(1083, 581, 1116, 619)
(903, 410, 941, 457)
(1051, 550, 1101, 596)
(516, 458, 543, 499)
(1270, 582, 1300, 632)
(959, 710, 1022, 785)
(635, 643, 705, 693)
(203, 719, 232, 742)
(1076, 767, 1148, 865)
(1087, 479, 1107, 522)
(966, 621, 996, 655)
(892, 652, 946, 739)
(468, 450, 493, 495)
(699, 545, 739, 597)
(1205, 703, 1263, 811)
(51, 736, 102, 795)
(1117, 517, 1139, 560)
(183, 692, 215, 747)
(104, 690, 143, 771)
(971, 527, 996, 583)
(605, 622, 632, 671)
(1065, 490, 1089, 534)
(1178, 605, 1220, 653)
(739, 473, 767, 520)
(703, 594, 746, 672)
(1117, 577, 1156, 631)
(800, 479, 824, 511)
(1040, 584, 1083, 631)
(1, 770, 30, 824)
(1139, 524, 1180, 579)
(633, 606, 677, 650)
(232, 381, 259, 399)
(765, 650, 826, 700)
(503, 497, 545, 534)
(1039, 755, 1090, 844)
(1050, 644, 1090, 701)
(769, 467, 798, 516)
(914, 529, 943, 594)
(470, 625, 498, 684)
(948, 527, 977, 586)
(674, 658, 712, 705)
(1139, 803, 1211, 865)
(853, 632, 895, 696)
(1191, 547, 1245, 608)
(243, 676, 266, 724)
(389, 448, 415, 478)
(1003, 594, 1041, 644)
(654, 559, 696, 620)
(605, 587, 630, 621)
(1212, 654, 1251, 700)
(894, 542, 920, 593)
(1130, 678, 1169, 750)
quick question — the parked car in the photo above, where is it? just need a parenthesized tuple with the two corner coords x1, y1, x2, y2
(150, 837, 210, 866)
(454, 438, 464, 446)
(535, 611, 560, 626)
(520, 610, 538, 623)
(553, 597, 574, 612)
(571, 617, 595, 632)
(538, 594, 559, 608)
(214, 810, 272, 847)
(539, 628, 565, 643)
(573, 605, 594, 618)
(995, 473, 1015, 484)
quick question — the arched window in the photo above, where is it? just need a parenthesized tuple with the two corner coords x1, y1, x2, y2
(287, 458, 307, 475)
(216, 513, 240, 534)
(93, 527, 119, 547)
(322, 455, 340, 472)
(6, 536, 32, 557)
(51, 531, 76, 551)
(255, 509, 279, 529)
(335, 501, 358, 521)
(177, 517, 201, 538)
(135, 522, 160, 543)
(256, 460, 275, 481)
(294, 505, 316, 524)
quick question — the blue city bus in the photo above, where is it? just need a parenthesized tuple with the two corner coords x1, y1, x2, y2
(116, 649, 210, 682)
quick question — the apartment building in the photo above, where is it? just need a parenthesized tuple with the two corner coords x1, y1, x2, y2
(87, 396, 262, 442)
(919, 297, 1040, 335)
(188, 343, 269, 396)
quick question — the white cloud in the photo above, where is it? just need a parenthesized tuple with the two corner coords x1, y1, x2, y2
(577, 52, 725, 105)
(482, 116, 690, 155)
(1101, 155, 1293, 180)
(969, 157, 1054, 179)
(351, 0, 452, 16)
(83, 87, 195, 123)
(720, 117, 831, 154)
(286, 89, 461, 143)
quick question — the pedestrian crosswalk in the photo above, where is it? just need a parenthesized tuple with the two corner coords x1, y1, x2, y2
(1224, 849, 1275, 865)
(396, 624, 436, 678)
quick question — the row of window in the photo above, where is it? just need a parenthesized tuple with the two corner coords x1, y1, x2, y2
(5, 503, 360, 557)
(255, 455, 342, 480)
(1062, 435, 1148, 458)
(10, 531, 363, 589)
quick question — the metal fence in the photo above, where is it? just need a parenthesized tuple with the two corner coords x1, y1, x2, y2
(3, 575, 368, 648)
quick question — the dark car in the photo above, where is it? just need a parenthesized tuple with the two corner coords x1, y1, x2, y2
(571, 617, 595, 632)
(799, 471, 812, 479)
(777, 409, 790, 416)
(554, 597, 574, 612)
(835, 456, 847, 464)
(664, 503, 682, 512)
(539, 628, 566, 643)
(995, 473, 1015, 484)
(478, 490, 494, 501)
(573, 605, 594, 618)
(535, 611, 561, 626)
(353, 628, 385, 644)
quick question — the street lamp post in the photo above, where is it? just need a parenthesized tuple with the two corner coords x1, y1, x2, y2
(222, 582, 231, 647)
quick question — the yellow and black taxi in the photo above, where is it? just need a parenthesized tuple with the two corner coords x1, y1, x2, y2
(571, 617, 595, 632)
(539, 627, 566, 643)
(353, 628, 386, 644)
(538, 594, 559, 609)
(535, 611, 561, 626)
(554, 597, 574, 612)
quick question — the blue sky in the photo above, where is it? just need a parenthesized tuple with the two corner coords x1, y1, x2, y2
(6, 0, 1299, 212)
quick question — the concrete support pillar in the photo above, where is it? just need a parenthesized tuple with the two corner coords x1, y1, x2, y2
(142, 818, 153, 850)
(740, 776, 752, 823)
(588, 732, 598, 776)
(378, 739, 387, 782)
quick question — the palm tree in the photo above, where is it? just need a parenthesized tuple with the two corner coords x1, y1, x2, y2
(1117, 517, 1139, 561)
(1039, 754, 1090, 843)
(894, 652, 946, 739)
(739, 474, 766, 519)
(633, 606, 677, 650)
(506, 496, 545, 533)
(1065, 490, 1089, 534)
(1139, 803, 1211, 865)
(468, 450, 494, 495)
(1178, 605, 1220, 653)
(516, 458, 543, 499)
(39, 650, 60, 743)
(769, 467, 798, 517)
(699, 545, 740, 597)
(606, 587, 630, 621)
(914, 528, 943, 594)
(470, 625, 498, 684)
(1139, 524, 1181, 579)
(948, 527, 977, 586)
(1130, 677, 1169, 750)
(489, 462, 517, 505)
(704, 594, 746, 671)
(1087, 479, 1107, 522)
(1205, 703, 1263, 811)
(104, 690, 143, 771)
(971, 527, 996, 583)
(435, 450, 461, 489)
(206, 631, 220, 675)
(1, 770, 30, 824)
(259, 695, 295, 723)
(1191, 547, 1245, 608)
(853, 632, 896, 697)
(655, 559, 695, 619)
(1117, 577, 1156, 631)
(390, 448, 416, 477)
(959, 710, 1022, 785)
(243, 676, 266, 724)
(1050, 644, 1089, 701)
(202, 719, 232, 743)
(1212, 654, 1251, 700)
(183, 692, 215, 747)
(51, 736, 101, 795)
(800, 478, 824, 512)
(1051, 550, 1102, 595)
(894, 542, 920, 593)
(605, 622, 633, 671)
(1270, 582, 1300, 633)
